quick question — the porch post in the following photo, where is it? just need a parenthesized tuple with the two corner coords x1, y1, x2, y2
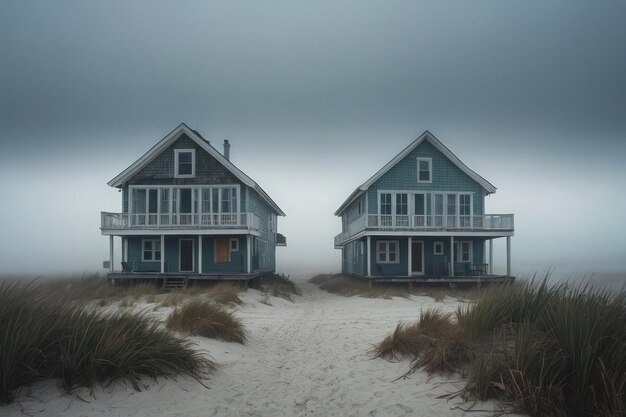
(489, 239, 493, 275)
(366, 236, 372, 277)
(407, 237, 412, 277)
(247, 235, 252, 273)
(123, 237, 128, 263)
(450, 236, 454, 277)
(109, 235, 114, 273)
(506, 236, 511, 277)
(160, 235, 165, 273)
(198, 235, 203, 274)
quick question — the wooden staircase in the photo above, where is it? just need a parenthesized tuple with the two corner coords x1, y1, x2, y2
(162, 276, 187, 290)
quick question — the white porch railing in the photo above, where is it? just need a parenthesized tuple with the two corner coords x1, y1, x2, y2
(335, 213, 514, 246)
(101, 211, 261, 231)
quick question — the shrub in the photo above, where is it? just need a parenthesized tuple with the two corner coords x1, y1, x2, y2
(159, 292, 186, 307)
(253, 273, 301, 302)
(0, 281, 215, 403)
(166, 299, 247, 344)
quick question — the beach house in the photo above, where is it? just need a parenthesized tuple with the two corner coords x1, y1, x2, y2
(334, 131, 514, 284)
(100, 123, 285, 287)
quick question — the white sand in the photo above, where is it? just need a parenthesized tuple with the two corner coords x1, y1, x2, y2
(1, 279, 517, 417)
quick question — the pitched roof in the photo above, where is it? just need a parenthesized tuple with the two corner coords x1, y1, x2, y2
(108, 123, 286, 216)
(334, 130, 497, 216)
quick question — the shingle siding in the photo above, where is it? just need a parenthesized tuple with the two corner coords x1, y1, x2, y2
(366, 140, 486, 215)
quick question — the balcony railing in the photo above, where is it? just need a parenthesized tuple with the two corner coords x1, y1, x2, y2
(101, 212, 261, 231)
(334, 213, 514, 246)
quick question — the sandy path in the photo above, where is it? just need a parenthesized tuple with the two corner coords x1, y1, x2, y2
(2, 279, 511, 417)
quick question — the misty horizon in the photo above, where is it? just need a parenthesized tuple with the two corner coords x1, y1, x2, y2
(1, 1, 625, 278)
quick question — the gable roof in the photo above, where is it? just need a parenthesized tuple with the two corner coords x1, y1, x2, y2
(334, 130, 497, 216)
(108, 123, 286, 216)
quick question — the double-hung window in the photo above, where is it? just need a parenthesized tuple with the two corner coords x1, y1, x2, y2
(379, 193, 392, 226)
(377, 241, 399, 263)
(142, 239, 161, 261)
(416, 158, 432, 183)
(174, 149, 195, 178)
(455, 241, 472, 263)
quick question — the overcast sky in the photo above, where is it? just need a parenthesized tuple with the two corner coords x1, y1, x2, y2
(1, 1, 625, 278)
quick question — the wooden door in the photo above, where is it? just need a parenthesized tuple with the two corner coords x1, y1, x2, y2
(411, 241, 423, 275)
(179, 239, 194, 272)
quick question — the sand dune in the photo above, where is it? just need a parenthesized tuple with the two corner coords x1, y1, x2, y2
(1, 279, 516, 417)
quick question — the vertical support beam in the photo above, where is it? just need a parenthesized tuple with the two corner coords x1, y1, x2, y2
(366, 236, 372, 278)
(489, 239, 493, 275)
(160, 235, 165, 273)
(247, 235, 252, 273)
(109, 235, 114, 273)
(506, 236, 511, 277)
(123, 237, 128, 263)
(407, 237, 412, 277)
(198, 235, 203, 274)
(450, 236, 454, 277)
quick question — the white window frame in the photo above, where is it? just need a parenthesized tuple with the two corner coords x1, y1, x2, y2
(433, 241, 444, 256)
(454, 241, 473, 263)
(174, 149, 196, 178)
(142, 239, 162, 262)
(376, 240, 400, 264)
(416, 157, 432, 183)
(230, 238, 239, 252)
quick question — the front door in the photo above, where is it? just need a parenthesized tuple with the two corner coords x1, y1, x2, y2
(411, 241, 424, 275)
(179, 239, 194, 272)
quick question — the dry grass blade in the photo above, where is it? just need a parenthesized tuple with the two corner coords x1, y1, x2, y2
(206, 283, 243, 305)
(166, 299, 247, 344)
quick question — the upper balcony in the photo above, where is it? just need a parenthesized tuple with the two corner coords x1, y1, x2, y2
(101, 211, 261, 235)
(334, 213, 514, 247)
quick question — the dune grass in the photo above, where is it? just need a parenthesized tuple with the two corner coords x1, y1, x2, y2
(252, 273, 301, 302)
(206, 282, 244, 305)
(310, 274, 474, 301)
(166, 298, 247, 344)
(374, 278, 626, 417)
(0, 281, 215, 403)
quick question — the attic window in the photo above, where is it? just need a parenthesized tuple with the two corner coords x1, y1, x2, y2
(417, 158, 432, 183)
(175, 149, 195, 178)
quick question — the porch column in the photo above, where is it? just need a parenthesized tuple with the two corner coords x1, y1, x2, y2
(160, 235, 165, 273)
(506, 236, 511, 277)
(109, 235, 114, 273)
(450, 236, 454, 277)
(366, 236, 372, 277)
(123, 237, 128, 263)
(489, 239, 493, 275)
(198, 235, 203, 274)
(247, 235, 252, 273)
(407, 237, 412, 277)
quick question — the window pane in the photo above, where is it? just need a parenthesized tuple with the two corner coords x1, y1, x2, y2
(180, 189, 192, 213)
(447, 195, 456, 215)
(155, 241, 161, 251)
(133, 189, 146, 213)
(221, 188, 231, 212)
(144, 241, 152, 250)
(414, 194, 425, 215)
(212, 189, 219, 213)
(178, 152, 193, 175)
(155, 251, 161, 261)
(389, 252, 396, 262)
(161, 189, 170, 213)
(231, 188, 238, 212)
(396, 194, 407, 215)
(389, 242, 396, 252)
(148, 189, 158, 214)
(143, 250, 152, 260)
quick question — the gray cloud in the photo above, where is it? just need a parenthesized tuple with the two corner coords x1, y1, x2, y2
(1, 1, 625, 277)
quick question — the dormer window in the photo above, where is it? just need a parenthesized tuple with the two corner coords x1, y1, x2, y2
(417, 157, 432, 183)
(175, 149, 195, 178)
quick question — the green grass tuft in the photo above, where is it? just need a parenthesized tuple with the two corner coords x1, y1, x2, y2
(0, 280, 215, 403)
(166, 298, 247, 344)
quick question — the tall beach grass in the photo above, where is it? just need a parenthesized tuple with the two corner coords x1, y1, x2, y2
(0, 281, 215, 403)
(374, 278, 626, 417)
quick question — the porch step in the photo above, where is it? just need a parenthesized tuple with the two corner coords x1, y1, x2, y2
(162, 277, 187, 290)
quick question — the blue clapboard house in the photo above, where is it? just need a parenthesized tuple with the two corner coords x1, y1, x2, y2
(100, 123, 286, 287)
(334, 131, 514, 284)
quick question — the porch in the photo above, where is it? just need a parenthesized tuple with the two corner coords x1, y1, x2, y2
(334, 213, 514, 247)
